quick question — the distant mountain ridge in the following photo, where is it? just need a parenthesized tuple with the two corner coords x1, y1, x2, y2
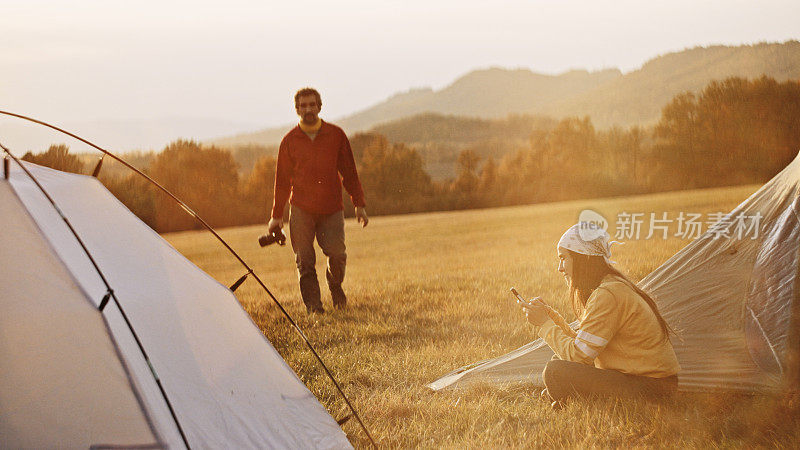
(547, 41, 800, 127)
(211, 68, 620, 147)
(339, 67, 622, 131)
(212, 40, 800, 147)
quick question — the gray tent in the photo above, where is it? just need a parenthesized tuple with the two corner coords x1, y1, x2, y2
(1, 161, 351, 448)
(430, 152, 800, 393)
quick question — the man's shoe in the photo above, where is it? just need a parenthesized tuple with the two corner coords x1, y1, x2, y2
(331, 285, 347, 309)
(307, 306, 325, 315)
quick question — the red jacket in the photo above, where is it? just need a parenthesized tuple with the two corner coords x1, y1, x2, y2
(271, 121, 365, 218)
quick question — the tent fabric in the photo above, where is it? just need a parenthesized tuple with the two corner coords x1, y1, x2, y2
(3, 162, 351, 449)
(430, 151, 800, 393)
(0, 181, 160, 448)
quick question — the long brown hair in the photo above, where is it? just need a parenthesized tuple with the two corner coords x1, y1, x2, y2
(566, 249, 672, 340)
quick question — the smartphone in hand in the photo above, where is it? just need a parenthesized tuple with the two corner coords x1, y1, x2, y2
(510, 287, 540, 309)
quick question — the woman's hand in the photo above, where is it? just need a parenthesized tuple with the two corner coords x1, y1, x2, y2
(523, 298, 550, 326)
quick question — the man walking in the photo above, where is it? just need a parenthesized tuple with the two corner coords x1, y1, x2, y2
(268, 87, 368, 313)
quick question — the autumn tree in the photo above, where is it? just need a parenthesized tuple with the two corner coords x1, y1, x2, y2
(478, 156, 497, 193)
(453, 149, 481, 195)
(240, 155, 277, 224)
(546, 116, 598, 180)
(149, 140, 241, 232)
(654, 77, 800, 187)
(230, 144, 276, 174)
(22, 144, 85, 174)
(349, 132, 388, 164)
(652, 92, 701, 186)
(358, 139, 432, 214)
(102, 172, 157, 229)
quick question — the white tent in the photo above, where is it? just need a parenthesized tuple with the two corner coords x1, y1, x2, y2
(430, 152, 800, 393)
(1, 161, 352, 449)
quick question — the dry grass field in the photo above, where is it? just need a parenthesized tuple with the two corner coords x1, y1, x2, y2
(164, 184, 800, 448)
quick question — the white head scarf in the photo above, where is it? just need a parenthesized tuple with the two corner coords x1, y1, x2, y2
(557, 223, 620, 264)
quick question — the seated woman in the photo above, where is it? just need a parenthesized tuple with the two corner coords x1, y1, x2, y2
(522, 224, 680, 405)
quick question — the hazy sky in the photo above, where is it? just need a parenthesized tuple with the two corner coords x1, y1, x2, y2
(2, 0, 799, 129)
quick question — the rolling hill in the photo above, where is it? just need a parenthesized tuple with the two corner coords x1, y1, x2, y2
(213, 40, 800, 147)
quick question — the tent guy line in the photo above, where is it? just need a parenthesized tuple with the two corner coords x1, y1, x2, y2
(0, 141, 191, 448)
(746, 304, 785, 375)
(0, 110, 376, 448)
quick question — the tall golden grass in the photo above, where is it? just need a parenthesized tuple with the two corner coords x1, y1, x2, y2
(165, 184, 800, 448)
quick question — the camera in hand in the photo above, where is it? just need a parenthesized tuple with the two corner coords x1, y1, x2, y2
(258, 229, 286, 247)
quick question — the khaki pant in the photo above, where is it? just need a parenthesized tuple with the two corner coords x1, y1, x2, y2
(542, 359, 678, 402)
(289, 205, 346, 311)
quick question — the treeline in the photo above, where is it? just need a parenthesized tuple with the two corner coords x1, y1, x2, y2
(21, 76, 800, 232)
(459, 76, 800, 205)
(22, 141, 276, 232)
(371, 112, 556, 147)
(370, 113, 557, 179)
(74, 143, 277, 179)
(651, 76, 800, 186)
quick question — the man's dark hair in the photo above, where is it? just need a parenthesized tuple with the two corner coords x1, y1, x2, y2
(294, 87, 322, 108)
